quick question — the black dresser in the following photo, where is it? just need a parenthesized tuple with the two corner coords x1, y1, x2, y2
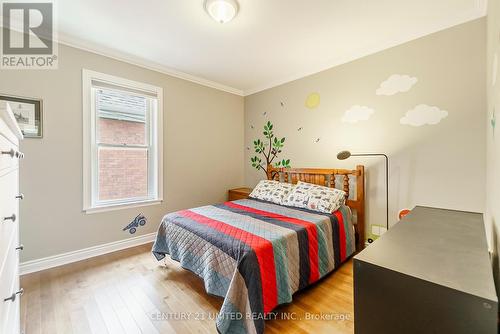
(354, 206, 497, 334)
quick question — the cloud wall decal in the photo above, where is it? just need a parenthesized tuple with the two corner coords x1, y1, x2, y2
(342, 105, 375, 123)
(376, 74, 418, 96)
(400, 104, 448, 126)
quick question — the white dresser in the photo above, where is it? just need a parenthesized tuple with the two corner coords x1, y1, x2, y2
(0, 102, 24, 334)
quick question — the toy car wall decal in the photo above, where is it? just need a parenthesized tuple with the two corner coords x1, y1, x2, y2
(123, 213, 147, 234)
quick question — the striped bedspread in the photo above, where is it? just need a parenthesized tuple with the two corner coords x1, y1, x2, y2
(152, 199, 356, 334)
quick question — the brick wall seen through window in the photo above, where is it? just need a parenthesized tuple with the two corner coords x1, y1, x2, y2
(98, 118, 148, 201)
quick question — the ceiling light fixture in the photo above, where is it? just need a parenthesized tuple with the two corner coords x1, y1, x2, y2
(205, 0, 239, 24)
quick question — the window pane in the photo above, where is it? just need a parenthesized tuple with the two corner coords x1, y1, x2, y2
(96, 88, 147, 145)
(98, 117, 146, 146)
(98, 147, 148, 201)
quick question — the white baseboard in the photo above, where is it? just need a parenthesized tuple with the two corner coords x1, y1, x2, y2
(19, 232, 156, 275)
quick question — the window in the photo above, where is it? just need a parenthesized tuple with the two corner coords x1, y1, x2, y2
(83, 70, 163, 213)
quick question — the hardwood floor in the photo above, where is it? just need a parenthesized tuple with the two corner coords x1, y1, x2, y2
(20, 243, 354, 334)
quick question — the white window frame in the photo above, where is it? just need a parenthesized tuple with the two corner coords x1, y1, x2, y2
(82, 69, 163, 214)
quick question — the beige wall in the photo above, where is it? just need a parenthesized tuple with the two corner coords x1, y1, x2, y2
(0, 17, 489, 262)
(0, 41, 244, 262)
(245, 19, 486, 241)
(486, 0, 500, 292)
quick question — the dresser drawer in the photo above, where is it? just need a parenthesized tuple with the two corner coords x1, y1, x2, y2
(0, 134, 19, 174)
(1, 291, 20, 334)
(0, 169, 19, 269)
(0, 232, 19, 328)
(229, 192, 250, 201)
(0, 262, 20, 334)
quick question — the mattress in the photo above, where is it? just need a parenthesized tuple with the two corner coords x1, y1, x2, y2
(152, 198, 356, 334)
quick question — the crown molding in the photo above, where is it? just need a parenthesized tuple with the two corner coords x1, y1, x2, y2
(56, 33, 244, 96)
(477, 0, 488, 15)
(242, 12, 487, 96)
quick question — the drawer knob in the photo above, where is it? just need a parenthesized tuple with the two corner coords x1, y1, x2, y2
(15, 244, 24, 251)
(15, 193, 24, 200)
(18, 152, 24, 159)
(3, 214, 16, 222)
(1, 148, 15, 158)
(3, 288, 24, 302)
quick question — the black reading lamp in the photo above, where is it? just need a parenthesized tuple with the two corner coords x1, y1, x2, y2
(337, 150, 389, 231)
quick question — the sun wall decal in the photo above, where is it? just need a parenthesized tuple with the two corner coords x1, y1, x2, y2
(305, 93, 320, 109)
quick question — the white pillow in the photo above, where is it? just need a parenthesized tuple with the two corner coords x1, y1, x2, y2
(268, 182, 296, 205)
(284, 181, 346, 213)
(282, 181, 313, 207)
(249, 180, 279, 202)
(249, 180, 296, 205)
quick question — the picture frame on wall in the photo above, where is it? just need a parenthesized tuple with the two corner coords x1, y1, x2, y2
(0, 94, 43, 138)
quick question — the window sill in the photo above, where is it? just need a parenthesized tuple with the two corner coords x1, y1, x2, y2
(84, 199, 163, 214)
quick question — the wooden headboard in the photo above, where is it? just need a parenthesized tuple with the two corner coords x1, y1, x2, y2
(269, 165, 365, 251)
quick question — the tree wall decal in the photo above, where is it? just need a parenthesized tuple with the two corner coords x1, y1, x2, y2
(251, 121, 291, 179)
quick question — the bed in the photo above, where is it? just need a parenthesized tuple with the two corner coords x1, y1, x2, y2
(152, 166, 365, 334)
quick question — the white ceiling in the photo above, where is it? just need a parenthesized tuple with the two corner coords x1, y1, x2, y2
(57, 0, 487, 96)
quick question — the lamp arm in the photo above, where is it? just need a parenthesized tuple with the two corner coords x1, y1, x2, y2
(351, 153, 388, 159)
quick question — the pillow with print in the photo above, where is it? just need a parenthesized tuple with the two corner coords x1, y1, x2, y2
(248, 180, 279, 202)
(284, 181, 346, 213)
(268, 182, 296, 205)
(282, 181, 316, 208)
(305, 185, 346, 213)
